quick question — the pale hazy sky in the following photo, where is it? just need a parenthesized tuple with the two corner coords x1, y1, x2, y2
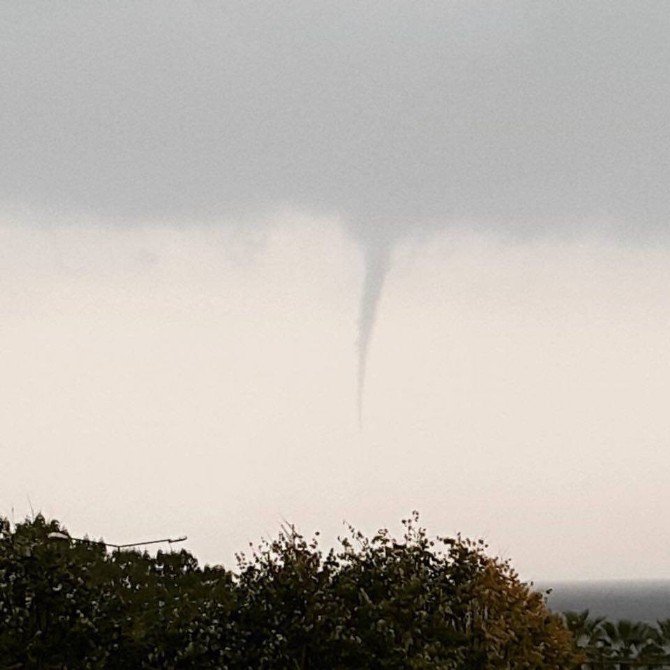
(2, 2, 670, 580)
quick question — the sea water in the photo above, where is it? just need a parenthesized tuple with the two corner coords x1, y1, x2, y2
(541, 580, 670, 622)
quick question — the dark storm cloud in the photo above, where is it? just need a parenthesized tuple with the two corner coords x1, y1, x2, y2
(2, 1, 669, 241)
(3, 2, 669, 419)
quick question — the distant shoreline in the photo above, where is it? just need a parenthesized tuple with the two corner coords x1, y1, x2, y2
(539, 580, 670, 622)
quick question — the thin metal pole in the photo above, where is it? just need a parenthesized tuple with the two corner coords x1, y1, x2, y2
(48, 533, 187, 550)
(115, 536, 188, 549)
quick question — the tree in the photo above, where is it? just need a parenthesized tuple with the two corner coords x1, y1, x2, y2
(0, 512, 583, 669)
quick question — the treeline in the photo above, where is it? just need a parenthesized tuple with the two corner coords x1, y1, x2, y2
(4, 515, 669, 669)
(6, 515, 670, 669)
(1, 512, 582, 669)
(564, 610, 670, 669)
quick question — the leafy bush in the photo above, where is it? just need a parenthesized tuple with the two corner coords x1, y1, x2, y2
(0, 512, 581, 669)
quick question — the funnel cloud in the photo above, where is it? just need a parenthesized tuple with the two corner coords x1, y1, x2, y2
(2, 2, 670, 414)
(357, 242, 391, 426)
(5, 3, 670, 583)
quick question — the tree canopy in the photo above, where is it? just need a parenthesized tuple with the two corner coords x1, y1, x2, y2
(0, 512, 582, 669)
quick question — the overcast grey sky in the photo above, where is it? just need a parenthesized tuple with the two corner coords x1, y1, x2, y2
(2, 2, 670, 580)
(3, 1, 670, 235)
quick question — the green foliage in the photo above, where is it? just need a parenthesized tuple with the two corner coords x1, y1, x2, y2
(0, 512, 581, 669)
(565, 609, 670, 668)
